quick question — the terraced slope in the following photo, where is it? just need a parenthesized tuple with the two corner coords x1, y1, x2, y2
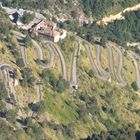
(0, 31, 140, 140)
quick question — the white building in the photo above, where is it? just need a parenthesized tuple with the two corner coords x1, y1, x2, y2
(31, 19, 67, 42)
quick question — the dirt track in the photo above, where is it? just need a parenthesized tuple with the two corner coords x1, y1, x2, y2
(97, 3, 140, 25)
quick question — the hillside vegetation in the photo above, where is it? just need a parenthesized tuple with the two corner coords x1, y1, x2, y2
(82, 0, 140, 18)
(0, 1, 140, 140)
(62, 9, 140, 51)
(93, 9, 140, 46)
(1, 0, 140, 20)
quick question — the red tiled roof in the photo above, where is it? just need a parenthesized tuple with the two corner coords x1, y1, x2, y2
(38, 19, 56, 28)
(32, 19, 59, 37)
(53, 30, 60, 36)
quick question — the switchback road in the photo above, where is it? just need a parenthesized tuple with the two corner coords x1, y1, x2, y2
(128, 51, 140, 89)
(96, 45, 110, 80)
(107, 43, 115, 80)
(50, 42, 67, 80)
(111, 43, 127, 87)
(70, 41, 80, 89)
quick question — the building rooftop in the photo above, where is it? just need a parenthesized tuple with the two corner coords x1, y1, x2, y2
(38, 19, 56, 28)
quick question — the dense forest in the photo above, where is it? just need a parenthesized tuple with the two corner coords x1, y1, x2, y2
(60, 9, 140, 48)
(0, 0, 54, 9)
(0, 0, 69, 9)
(95, 9, 140, 46)
(81, 0, 140, 18)
(1, 0, 140, 19)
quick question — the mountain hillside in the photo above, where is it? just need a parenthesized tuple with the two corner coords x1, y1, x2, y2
(1, 0, 140, 23)
(0, 1, 140, 140)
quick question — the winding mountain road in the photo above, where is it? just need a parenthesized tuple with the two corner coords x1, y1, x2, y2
(20, 46, 27, 67)
(12, 31, 26, 38)
(0, 64, 18, 103)
(111, 44, 127, 87)
(43, 42, 55, 69)
(128, 51, 140, 89)
(32, 40, 55, 69)
(97, 3, 140, 25)
(50, 42, 67, 80)
(1, 67, 10, 98)
(70, 41, 80, 89)
(84, 45, 98, 75)
(32, 39, 44, 61)
(84, 45, 108, 81)
(34, 81, 42, 103)
(107, 44, 115, 80)
(96, 45, 110, 80)
(12, 31, 27, 67)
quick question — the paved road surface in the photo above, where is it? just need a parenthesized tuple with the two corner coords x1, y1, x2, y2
(0, 64, 18, 103)
(128, 51, 140, 89)
(1, 68, 10, 98)
(12, 31, 27, 67)
(70, 41, 80, 88)
(107, 43, 115, 80)
(51, 43, 67, 80)
(32, 39, 44, 60)
(34, 81, 42, 103)
(96, 45, 110, 80)
(43, 42, 55, 69)
(20, 46, 27, 67)
(111, 43, 127, 87)
(84, 45, 108, 81)
(32, 40, 55, 69)
(12, 31, 26, 38)
(0, 64, 14, 97)
(97, 3, 140, 25)
(10, 77, 18, 104)
(84, 45, 98, 75)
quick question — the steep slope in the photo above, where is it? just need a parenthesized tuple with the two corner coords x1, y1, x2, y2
(1, 0, 140, 23)
(0, 3, 140, 140)
(1, 30, 140, 139)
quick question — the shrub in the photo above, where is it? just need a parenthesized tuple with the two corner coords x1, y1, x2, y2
(21, 12, 35, 24)
(24, 34, 32, 48)
(20, 68, 35, 87)
(87, 69, 95, 77)
(40, 70, 68, 92)
(5, 109, 17, 124)
(16, 57, 25, 68)
(131, 81, 138, 91)
(71, 11, 77, 19)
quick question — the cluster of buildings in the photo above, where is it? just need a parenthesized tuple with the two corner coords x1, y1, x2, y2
(29, 19, 67, 43)
(2, 6, 67, 42)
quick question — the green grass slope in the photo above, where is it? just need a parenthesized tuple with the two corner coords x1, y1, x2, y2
(0, 32, 140, 140)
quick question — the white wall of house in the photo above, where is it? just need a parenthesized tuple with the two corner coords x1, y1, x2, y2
(53, 24, 57, 29)
(60, 30, 67, 40)
(20, 25, 29, 30)
(9, 14, 14, 20)
(17, 21, 23, 26)
(54, 34, 60, 42)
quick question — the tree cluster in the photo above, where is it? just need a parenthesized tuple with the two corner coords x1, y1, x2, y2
(104, 10, 140, 45)
(84, 125, 140, 140)
(21, 12, 35, 24)
(40, 69, 68, 93)
(81, 0, 139, 19)
(1, 0, 59, 9)
(20, 68, 35, 87)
